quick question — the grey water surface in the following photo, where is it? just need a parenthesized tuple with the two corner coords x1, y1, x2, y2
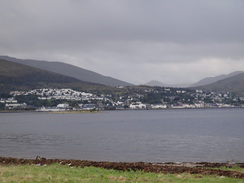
(0, 109, 243, 163)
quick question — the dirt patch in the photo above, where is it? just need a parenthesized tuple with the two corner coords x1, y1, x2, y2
(0, 157, 243, 179)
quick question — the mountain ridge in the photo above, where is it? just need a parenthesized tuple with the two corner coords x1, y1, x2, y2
(144, 80, 192, 88)
(0, 56, 132, 87)
(0, 59, 109, 92)
(191, 71, 244, 87)
(144, 70, 244, 89)
(193, 73, 244, 96)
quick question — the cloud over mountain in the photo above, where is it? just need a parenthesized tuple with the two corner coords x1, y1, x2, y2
(1, 0, 244, 84)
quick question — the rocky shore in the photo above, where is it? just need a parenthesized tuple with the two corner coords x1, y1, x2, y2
(0, 157, 244, 179)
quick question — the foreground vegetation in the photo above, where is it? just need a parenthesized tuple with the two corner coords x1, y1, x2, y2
(1, 164, 243, 183)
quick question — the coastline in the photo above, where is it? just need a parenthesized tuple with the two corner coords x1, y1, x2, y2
(0, 109, 99, 114)
(0, 157, 243, 179)
(1, 106, 243, 113)
(48, 110, 100, 114)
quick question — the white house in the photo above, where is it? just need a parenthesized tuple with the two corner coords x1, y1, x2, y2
(5, 103, 27, 109)
(57, 103, 69, 109)
(151, 104, 167, 109)
(129, 102, 146, 109)
(81, 104, 96, 111)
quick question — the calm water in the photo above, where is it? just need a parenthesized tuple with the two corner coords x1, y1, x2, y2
(0, 109, 244, 163)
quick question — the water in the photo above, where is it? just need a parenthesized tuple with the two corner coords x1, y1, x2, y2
(0, 109, 243, 163)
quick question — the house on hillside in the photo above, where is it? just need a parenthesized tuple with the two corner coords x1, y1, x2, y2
(81, 104, 96, 111)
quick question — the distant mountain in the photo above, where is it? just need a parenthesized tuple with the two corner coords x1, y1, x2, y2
(0, 59, 107, 92)
(0, 56, 132, 87)
(191, 71, 244, 87)
(194, 73, 244, 96)
(144, 80, 166, 87)
(144, 80, 192, 88)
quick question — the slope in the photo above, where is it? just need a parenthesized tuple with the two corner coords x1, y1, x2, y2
(0, 56, 132, 87)
(194, 73, 244, 96)
(0, 59, 107, 92)
(191, 71, 244, 87)
(144, 80, 166, 87)
(144, 80, 192, 88)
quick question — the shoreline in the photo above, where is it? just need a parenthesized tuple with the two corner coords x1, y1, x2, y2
(1, 107, 243, 113)
(49, 110, 100, 114)
(1, 157, 244, 179)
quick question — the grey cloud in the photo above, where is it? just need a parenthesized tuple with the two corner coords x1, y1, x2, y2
(1, 0, 244, 43)
(1, 0, 244, 84)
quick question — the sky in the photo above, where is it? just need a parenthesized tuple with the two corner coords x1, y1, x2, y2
(1, 0, 244, 85)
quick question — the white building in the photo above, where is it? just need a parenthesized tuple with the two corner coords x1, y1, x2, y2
(36, 107, 65, 112)
(57, 103, 69, 109)
(5, 103, 27, 109)
(129, 102, 146, 109)
(151, 104, 167, 109)
(81, 104, 96, 111)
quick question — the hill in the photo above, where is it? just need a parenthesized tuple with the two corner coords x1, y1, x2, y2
(0, 59, 109, 93)
(144, 80, 166, 87)
(194, 73, 244, 96)
(144, 80, 192, 88)
(0, 56, 132, 87)
(191, 71, 244, 87)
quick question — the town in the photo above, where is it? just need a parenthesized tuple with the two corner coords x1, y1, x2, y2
(1, 86, 244, 111)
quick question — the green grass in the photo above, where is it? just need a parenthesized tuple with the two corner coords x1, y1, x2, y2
(0, 164, 243, 183)
(210, 165, 244, 173)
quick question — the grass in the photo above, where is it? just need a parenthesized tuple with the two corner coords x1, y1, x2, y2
(0, 164, 243, 183)
(210, 166, 244, 173)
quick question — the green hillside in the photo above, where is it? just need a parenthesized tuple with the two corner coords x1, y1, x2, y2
(191, 71, 243, 87)
(0, 59, 109, 92)
(195, 73, 244, 96)
(0, 56, 132, 87)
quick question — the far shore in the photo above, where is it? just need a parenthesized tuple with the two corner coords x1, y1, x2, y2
(1, 106, 243, 113)
(0, 109, 100, 113)
(49, 110, 100, 114)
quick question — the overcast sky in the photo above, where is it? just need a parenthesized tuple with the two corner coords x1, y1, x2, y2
(1, 0, 244, 85)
